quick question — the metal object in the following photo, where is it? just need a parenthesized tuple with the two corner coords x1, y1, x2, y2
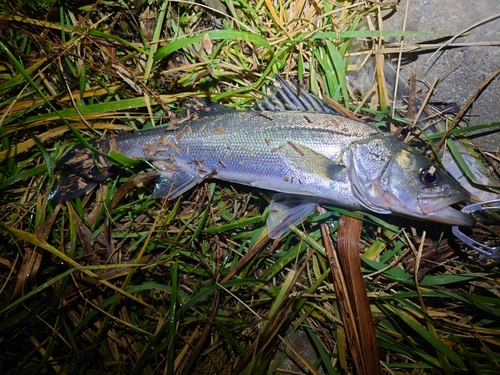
(452, 199, 500, 259)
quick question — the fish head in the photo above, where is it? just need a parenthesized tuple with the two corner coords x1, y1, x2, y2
(348, 135, 475, 226)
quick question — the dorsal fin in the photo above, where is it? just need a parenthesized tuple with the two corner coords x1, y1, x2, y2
(183, 76, 338, 116)
(257, 75, 339, 115)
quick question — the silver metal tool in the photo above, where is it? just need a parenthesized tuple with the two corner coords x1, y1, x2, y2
(452, 199, 500, 260)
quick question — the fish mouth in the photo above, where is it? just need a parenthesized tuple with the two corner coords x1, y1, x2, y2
(422, 205, 476, 226)
(417, 193, 475, 226)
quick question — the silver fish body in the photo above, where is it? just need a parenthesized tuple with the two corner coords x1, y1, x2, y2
(50, 81, 475, 237)
(119, 110, 377, 209)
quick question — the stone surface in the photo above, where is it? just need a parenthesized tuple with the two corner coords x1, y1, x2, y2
(384, 0, 500, 151)
(279, 328, 325, 374)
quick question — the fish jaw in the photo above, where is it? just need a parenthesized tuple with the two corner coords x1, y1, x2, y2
(418, 205, 476, 226)
(389, 188, 475, 225)
(413, 189, 475, 225)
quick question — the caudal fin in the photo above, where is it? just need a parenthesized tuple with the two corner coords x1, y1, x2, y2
(48, 140, 114, 205)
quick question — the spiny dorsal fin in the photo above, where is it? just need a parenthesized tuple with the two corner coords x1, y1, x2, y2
(257, 75, 339, 115)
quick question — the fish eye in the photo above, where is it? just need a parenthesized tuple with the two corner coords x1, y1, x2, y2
(419, 165, 442, 186)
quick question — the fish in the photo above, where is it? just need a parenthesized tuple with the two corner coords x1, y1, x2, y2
(49, 77, 475, 238)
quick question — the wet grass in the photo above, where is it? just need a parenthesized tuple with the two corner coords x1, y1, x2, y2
(1, 0, 499, 374)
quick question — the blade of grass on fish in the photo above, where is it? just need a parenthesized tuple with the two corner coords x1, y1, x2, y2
(107, 150, 141, 168)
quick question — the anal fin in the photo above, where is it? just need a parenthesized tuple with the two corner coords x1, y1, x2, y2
(152, 161, 201, 199)
(267, 193, 318, 239)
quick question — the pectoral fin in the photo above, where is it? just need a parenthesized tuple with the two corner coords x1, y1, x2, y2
(152, 161, 201, 199)
(267, 193, 318, 239)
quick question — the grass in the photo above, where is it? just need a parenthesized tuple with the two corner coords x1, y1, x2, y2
(1, 0, 500, 374)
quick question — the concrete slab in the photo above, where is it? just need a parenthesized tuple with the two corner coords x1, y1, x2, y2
(384, 0, 500, 151)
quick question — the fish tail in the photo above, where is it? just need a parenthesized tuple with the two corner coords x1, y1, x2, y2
(48, 139, 115, 205)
